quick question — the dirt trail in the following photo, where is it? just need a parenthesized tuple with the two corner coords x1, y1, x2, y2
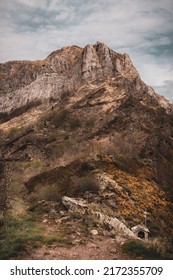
(14, 214, 130, 260)
(18, 236, 129, 260)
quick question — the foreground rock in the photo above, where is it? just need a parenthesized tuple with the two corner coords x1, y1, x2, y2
(62, 196, 88, 213)
(62, 196, 136, 239)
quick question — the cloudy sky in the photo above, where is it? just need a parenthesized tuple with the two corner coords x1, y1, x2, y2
(0, 0, 173, 102)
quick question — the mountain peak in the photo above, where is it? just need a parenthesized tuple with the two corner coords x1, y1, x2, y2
(0, 42, 172, 122)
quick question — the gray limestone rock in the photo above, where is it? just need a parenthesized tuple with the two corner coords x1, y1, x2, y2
(0, 42, 172, 123)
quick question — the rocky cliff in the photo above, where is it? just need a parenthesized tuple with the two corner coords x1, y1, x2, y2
(0, 42, 171, 121)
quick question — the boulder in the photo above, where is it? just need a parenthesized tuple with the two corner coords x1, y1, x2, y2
(90, 229, 99, 235)
(62, 196, 88, 212)
(93, 211, 136, 238)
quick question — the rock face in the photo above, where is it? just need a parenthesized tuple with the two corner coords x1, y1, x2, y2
(0, 45, 83, 119)
(0, 42, 171, 121)
(62, 196, 88, 212)
(94, 211, 136, 238)
(62, 195, 136, 238)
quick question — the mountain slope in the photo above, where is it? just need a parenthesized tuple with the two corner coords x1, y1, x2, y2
(0, 42, 173, 260)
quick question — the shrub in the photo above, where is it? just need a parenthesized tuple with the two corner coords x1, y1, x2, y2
(122, 240, 163, 259)
(64, 132, 69, 140)
(23, 160, 43, 173)
(150, 237, 173, 260)
(28, 184, 60, 205)
(5, 126, 31, 141)
(52, 109, 68, 127)
(69, 211, 83, 220)
(38, 184, 59, 202)
(86, 118, 95, 128)
(80, 162, 93, 174)
(39, 109, 68, 128)
(29, 160, 42, 168)
(71, 175, 99, 197)
(69, 117, 81, 129)
(54, 143, 65, 158)
(0, 129, 4, 138)
(47, 132, 57, 143)
(5, 127, 21, 139)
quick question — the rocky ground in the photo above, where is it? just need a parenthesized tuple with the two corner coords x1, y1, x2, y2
(13, 212, 131, 260)
(20, 236, 128, 260)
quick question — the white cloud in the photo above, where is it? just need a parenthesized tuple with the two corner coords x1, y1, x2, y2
(17, 0, 47, 9)
(154, 80, 173, 102)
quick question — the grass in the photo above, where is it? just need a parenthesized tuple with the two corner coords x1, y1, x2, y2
(42, 236, 72, 246)
(0, 214, 42, 259)
(80, 213, 99, 236)
(24, 160, 43, 169)
(69, 211, 83, 220)
(5, 126, 25, 140)
(22, 160, 45, 180)
(122, 239, 172, 260)
(0, 213, 72, 260)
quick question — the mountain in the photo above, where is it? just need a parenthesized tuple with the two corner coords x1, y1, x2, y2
(0, 41, 172, 120)
(0, 42, 173, 260)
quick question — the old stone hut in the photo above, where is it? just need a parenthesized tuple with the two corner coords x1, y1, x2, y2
(131, 224, 149, 241)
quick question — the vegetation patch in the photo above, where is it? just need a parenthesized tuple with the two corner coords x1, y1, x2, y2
(5, 126, 26, 140)
(85, 118, 95, 128)
(24, 160, 43, 170)
(70, 174, 99, 197)
(0, 213, 44, 259)
(122, 240, 161, 259)
(122, 239, 173, 260)
(69, 211, 83, 220)
(0, 212, 73, 259)
(69, 117, 81, 129)
(29, 184, 60, 204)
(39, 109, 68, 128)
